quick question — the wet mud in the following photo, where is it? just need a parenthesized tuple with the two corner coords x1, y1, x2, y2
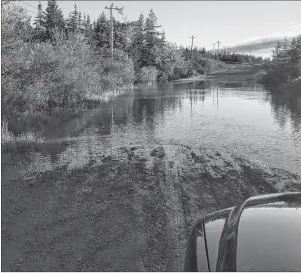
(2, 144, 301, 271)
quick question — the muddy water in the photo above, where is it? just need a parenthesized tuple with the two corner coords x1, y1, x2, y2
(16, 79, 300, 176)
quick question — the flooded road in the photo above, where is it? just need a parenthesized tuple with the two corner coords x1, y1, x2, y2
(2, 79, 301, 271)
(12, 79, 301, 176)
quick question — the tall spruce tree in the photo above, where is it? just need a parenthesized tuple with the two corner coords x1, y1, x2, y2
(68, 4, 78, 32)
(144, 9, 162, 66)
(94, 12, 110, 47)
(42, 0, 65, 39)
(78, 11, 82, 31)
(145, 9, 161, 49)
(132, 13, 147, 68)
(34, 2, 44, 31)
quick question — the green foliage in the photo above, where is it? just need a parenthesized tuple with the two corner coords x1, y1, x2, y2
(42, 0, 65, 40)
(262, 35, 301, 85)
(1, 3, 32, 52)
(136, 66, 158, 83)
(1, 2, 134, 127)
(151, 43, 190, 81)
(2, 1, 239, 133)
(182, 47, 265, 65)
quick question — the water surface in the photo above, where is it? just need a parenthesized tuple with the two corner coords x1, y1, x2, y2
(16, 80, 301, 175)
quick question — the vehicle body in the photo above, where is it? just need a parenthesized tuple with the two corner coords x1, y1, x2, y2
(184, 192, 301, 271)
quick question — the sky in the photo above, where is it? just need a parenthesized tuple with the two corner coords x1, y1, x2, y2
(18, 1, 301, 57)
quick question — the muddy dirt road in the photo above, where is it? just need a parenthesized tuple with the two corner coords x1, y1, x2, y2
(2, 144, 301, 271)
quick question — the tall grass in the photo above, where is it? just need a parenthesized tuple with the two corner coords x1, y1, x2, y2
(1, 120, 43, 153)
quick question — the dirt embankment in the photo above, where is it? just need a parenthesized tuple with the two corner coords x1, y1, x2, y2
(2, 144, 301, 271)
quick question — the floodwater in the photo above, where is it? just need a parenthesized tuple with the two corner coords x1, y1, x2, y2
(17, 79, 301, 176)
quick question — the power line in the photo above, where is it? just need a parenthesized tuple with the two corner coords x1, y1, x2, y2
(13, 0, 37, 14)
(18, 0, 38, 10)
(21, 7, 38, 16)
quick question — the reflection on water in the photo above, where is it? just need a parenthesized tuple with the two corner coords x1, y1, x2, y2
(267, 90, 301, 137)
(18, 79, 301, 176)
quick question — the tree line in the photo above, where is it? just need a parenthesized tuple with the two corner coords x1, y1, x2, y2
(30, 0, 194, 82)
(3, 0, 268, 134)
(261, 36, 301, 85)
(182, 46, 266, 64)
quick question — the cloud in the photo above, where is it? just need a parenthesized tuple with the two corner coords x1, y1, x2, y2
(225, 23, 301, 56)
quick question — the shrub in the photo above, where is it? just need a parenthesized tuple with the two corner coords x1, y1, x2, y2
(136, 66, 158, 83)
(2, 7, 135, 125)
(261, 65, 300, 85)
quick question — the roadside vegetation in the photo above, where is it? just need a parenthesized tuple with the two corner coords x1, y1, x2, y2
(1, 0, 268, 151)
(260, 35, 301, 86)
(1, 120, 43, 153)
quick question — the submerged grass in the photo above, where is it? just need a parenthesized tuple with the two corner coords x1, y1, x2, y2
(1, 120, 44, 153)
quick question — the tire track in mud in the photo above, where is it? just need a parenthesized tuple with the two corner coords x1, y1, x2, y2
(2, 144, 301, 272)
(160, 146, 189, 271)
(174, 146, 221, 229)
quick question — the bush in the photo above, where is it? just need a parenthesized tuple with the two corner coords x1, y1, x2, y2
(261, 65, 300, 85)
(136, 66, 158, 83)
(1, 4, 135, 126)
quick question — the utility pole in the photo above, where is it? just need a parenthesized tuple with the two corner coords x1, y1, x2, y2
(105, 3, 124, 60)
(189, 35, 196, 59)
(212, 43, 215, 60)
(216, 40, 221, 61)
(216, 40, 221, 53)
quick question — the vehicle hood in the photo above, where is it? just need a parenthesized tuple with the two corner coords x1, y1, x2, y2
(188, 192, 301, 271)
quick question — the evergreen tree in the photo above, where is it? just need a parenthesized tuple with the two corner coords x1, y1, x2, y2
(94, 12, 110, 47)
(113, 21, 134, 52)
(289, 37, 301, 64)
(288, 35, 301, 77)
(65, 12, 72, 32)
(34, 2, 44, 31)
(133, 13, 145, 47)
(160, 29, 166, 47)
(131, 13, 147, 68)
(68, 4, 78, 32)
(78, 11, 82, 31)
(145, 9, 162, 50)
(85, 14, 92, 36)
(42, 0, 65, 39)
(86, 14, 91, 27)
(83, 12, 86, 29)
